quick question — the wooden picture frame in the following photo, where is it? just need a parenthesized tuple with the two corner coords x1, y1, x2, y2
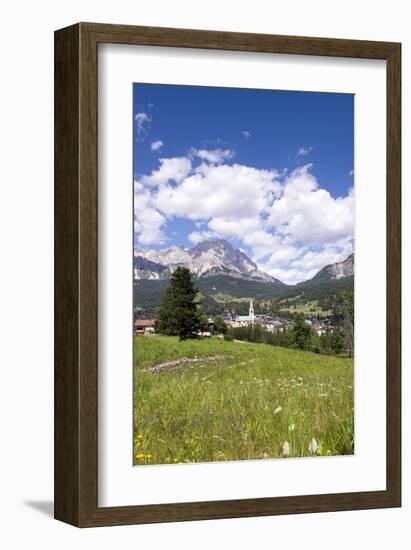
(54, 22, 401, 527)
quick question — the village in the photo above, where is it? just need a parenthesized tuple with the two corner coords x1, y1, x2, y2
(134, 299, 336, 337)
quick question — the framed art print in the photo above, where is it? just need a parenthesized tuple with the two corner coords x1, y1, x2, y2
(54, 23, 401, 527)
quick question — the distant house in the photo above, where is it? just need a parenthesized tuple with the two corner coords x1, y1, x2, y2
(134, 319, 156, 335)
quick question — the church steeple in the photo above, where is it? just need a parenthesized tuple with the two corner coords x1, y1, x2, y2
(249, 299, 254, 321)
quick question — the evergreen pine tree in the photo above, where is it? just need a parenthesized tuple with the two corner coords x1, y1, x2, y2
(199, 313, 209, 333)
(292, 313, 314, 350)
(330, 326, 345, 355)
(213, 315, 227, 334)
(339, 289, 354, 357)
(157, 267, 200, 340)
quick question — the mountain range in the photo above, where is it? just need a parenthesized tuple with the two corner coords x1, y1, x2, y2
(309, 253, 354, 282)
(134, 239, 354, 286)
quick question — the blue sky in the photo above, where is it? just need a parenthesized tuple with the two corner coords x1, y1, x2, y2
(133, 83, 354, 284)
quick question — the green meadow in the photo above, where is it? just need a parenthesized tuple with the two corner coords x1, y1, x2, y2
(133, 335, 354, 465)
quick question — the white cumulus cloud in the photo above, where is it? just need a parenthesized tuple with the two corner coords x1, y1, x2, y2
(154, 162, 280, 220)
(142, 157, 192, 187)
(134, 155, 354, 284)
(190, 148, 234, 164)
(258, 240, 353, 284)
(134, 112, 151, 139)
(267, 164, 354, 247)
(150, 140, 163, 151)
(134, 181, 166, 245)
(297, 146, 313, 157)
(188, 230, 217, 245)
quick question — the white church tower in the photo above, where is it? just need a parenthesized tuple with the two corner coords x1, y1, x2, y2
(249, 299, 255, 322)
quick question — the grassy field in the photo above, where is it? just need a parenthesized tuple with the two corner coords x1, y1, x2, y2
(212, 292, 252, 303)
(277, 298, 332, 317)
(133, 335, 354, 465)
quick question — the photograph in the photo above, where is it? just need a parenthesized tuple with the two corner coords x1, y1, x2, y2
(0, 0, 403, 537)
(133, 83, 355, 466)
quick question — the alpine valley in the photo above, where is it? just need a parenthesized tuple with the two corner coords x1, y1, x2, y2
(134, 239, 354, 316)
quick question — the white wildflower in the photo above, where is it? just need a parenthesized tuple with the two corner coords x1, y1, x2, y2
(274, 406, 283, 415)
(288, 424, 295, 432)
(308, 437, 319, 454)
(282, 441, 290, 457)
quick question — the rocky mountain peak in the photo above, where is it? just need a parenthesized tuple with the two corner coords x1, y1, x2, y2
(134, 240, 355, 286)
(134, 239, 281, 284)
(310, 253, 354, 282)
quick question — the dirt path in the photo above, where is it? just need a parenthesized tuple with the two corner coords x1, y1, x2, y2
(146, 354, 232, 374)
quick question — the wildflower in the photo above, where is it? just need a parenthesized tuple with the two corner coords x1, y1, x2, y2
(135, 453, 145, 459)
(288, 424, 295, 432)
(282, 441, 290, 457)
(137, 433, 143, 440)
(308, 438, 319, 455)
(147, 454, 152, 459)
(274, 406, 283, 415)
(173, 458, 178, 463)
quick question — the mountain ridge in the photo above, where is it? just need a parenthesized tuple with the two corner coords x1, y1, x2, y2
(134, 239, 354, 286)
(134, 239, 283, 284)
(308, 253, 354, 283)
